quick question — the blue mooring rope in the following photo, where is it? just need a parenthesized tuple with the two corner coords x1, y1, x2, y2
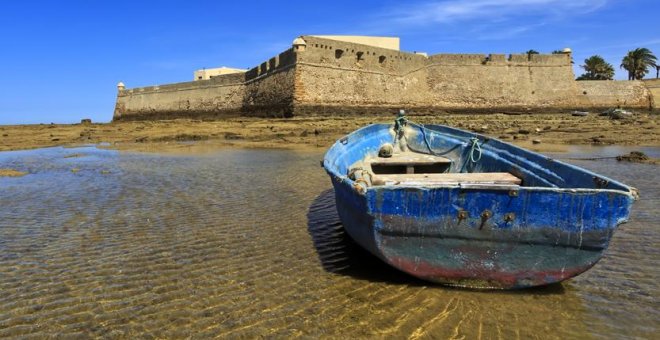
(395, 110, 482, 163)
(407, 121, 435, 155)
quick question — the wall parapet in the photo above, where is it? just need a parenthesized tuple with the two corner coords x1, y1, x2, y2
(428, 53, 570, 66)
(245, 48, 297, 81)
(119, 72, 246, 97)
(298, 35, 427, 75)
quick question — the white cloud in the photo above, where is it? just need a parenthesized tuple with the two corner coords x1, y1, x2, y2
(363, 0, 611, 41)
(590, 38, 660, 51)
(471, 23, 544, 40)
(386, 0, 608, 25)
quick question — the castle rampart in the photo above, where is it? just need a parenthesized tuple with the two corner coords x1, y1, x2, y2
(577, 80, 652, 109)
(113, 35, 654, 121)
(643, 79, 660, 110)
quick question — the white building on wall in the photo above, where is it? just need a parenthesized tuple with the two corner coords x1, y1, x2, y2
(193, 66, 247, 81)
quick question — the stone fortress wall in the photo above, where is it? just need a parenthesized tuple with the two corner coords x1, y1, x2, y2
(113, 35, 654, 121)
(114, 48, 299, 120)
(642, 79, 660, 110)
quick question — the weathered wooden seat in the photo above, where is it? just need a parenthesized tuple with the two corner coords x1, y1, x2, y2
(363, 152, 520, 187)
(367, 153, 452, 166)
(371, 172, 521, 186)
(367, 153, 452, 175)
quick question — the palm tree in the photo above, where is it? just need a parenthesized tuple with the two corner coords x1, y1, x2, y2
(621, 54, 632, 80)
(620, 48, 657, 80)
(576, 55, 615, 80)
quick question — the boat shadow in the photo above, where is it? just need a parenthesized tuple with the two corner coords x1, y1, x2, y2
(307, 189, 428, 286)
(307, 189, 566, 295)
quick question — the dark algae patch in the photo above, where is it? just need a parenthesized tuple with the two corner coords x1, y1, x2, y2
(616, 151, 658, 164)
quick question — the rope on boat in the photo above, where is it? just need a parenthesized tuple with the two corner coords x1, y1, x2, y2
(407, 121, 436, 155)
(469, 137, 482, 163)
(405, 119, 483, 163)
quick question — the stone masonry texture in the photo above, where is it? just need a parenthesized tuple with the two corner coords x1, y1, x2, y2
(113, 36, 655, 121)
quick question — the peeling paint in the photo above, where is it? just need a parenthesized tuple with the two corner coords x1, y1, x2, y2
(324, 123, 636, 289)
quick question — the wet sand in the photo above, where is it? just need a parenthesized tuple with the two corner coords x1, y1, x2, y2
(1, 112, 659, 154)
(0, 146, 658, 338)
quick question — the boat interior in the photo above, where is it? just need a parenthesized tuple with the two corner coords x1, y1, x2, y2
(351, 150, 522, 188)
(365, 152, 521, 187)
(327, 122, 633, 193)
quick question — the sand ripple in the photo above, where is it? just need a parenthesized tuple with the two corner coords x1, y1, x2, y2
(0, 146, 657, 338)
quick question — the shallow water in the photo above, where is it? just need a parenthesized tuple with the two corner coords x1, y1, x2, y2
(0, 145, 657, 339)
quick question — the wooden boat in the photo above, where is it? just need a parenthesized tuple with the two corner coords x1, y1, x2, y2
(322, 112, 637, 289)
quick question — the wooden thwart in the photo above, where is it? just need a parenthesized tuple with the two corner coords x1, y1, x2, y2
(367, 153, 452, 165)
(367, 153, 453, 175)
(372, 172, 521, 186)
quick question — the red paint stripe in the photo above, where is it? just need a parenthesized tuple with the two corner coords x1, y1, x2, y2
(389, 256, 592, 288)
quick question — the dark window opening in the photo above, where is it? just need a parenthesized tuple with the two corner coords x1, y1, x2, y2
(335, 49, 344, 59)
(356, 51, 364, 61)
(379, 55, 386, 63)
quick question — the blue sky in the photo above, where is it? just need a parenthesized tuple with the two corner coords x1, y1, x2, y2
(0, 0, 658, 124)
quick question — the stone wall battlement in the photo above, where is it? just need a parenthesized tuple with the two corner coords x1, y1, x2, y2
(429, 53, 570, 66)
(245, 48, 297, 81)
(300, 36, 425, 74)
(119, 72, 246, 97)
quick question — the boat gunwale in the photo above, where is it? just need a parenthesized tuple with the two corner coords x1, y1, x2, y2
(323, 123, 637, 199)
(327, 171, 635, 198)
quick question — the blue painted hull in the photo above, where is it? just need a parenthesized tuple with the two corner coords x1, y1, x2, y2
(323, 123, 636, 289)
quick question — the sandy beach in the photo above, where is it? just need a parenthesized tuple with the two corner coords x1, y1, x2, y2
(1, 112, 659, 154)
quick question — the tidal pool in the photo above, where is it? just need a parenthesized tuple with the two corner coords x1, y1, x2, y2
(0, 145, 657, 338)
